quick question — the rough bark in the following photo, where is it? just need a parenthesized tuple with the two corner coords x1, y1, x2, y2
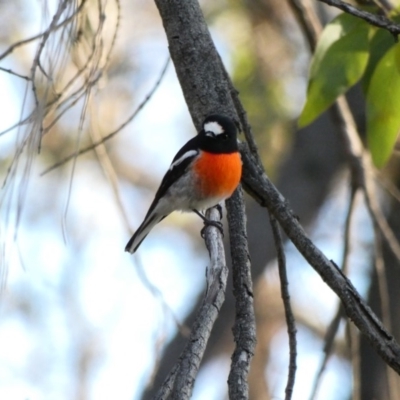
(226, 187, 256, 399)
(143, 1, 344, 397)
(145, 0, 400, 397)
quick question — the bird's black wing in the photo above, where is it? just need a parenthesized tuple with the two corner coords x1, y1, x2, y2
(145, 136, 200, 217)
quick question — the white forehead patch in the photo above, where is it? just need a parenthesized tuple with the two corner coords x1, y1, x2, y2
(204, 121, 224, 136)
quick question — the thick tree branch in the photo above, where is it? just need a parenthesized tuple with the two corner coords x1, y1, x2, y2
(226, 187, 256, 399)
(240, 144, 400, 372)
(154, 0, 236, 129)
(154, 0, 400, 391)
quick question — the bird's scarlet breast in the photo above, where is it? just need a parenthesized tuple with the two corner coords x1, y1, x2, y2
(193, 151, 242, 198)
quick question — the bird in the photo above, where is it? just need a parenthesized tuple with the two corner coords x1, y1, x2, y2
(125, 114, 242, 254)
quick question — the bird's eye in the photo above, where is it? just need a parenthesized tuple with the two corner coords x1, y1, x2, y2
(222, 133, 229, 140)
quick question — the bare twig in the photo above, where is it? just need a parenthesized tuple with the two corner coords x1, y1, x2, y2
(373, 230, 392, 336)
(317, 0, 400, 37)
(226, 187, 256, 399)
(154, 208, 228, 399)
(60, 0, 110, 227)
(309, 308, 342, 400)
(270, 215, 297, 400)
(330, 98, 400, 264)
(0, 0, 87, 62)
(219, 59, 262, 166)
(0, 67, 30, 81)
(373, 229, 400, 400)
(309, 187, 358, 400)
(30, 0, 73, 107)
(347, 321, 361, 400)
(287, 0, 320, 51)
(363, 170, 400, 262)
(41, 57, 170, 175)
(378, 173, 400, 204)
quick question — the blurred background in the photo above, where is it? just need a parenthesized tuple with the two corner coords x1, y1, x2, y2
(1, 0, 399, 399)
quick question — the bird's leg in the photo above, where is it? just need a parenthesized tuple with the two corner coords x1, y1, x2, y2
(215, 203, 223, 220)
(192, 209, 224, 238)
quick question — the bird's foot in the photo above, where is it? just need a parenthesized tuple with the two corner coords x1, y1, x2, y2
(200, 219, 224, 239)
(193, 208, 224, 238)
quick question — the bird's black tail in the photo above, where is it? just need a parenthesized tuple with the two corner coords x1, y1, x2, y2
(125, 212, 166, 254)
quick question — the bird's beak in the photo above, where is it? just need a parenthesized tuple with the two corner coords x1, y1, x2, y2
(205, 131, 215, 138)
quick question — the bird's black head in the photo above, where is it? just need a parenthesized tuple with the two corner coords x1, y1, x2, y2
(198, 114, 238, 154)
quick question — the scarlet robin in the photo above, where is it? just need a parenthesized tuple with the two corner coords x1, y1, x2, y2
(125, 114, 242, 253)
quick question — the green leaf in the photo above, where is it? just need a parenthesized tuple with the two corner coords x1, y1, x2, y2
(366, 43, 400, 168)
(362, 28, 396, 93)
(299, 14, 370, 127)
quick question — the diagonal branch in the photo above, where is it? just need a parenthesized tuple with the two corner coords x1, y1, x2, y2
(317, 0, 400, 37)
(154, 0, 400, 390)
(240, 144, 400, 373)
(308, 187, 358, 400)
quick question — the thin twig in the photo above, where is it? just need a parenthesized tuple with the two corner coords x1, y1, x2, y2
(309, 309, 342, 400)
(287, 0, 320, 52)
(30, 0, 72, 106)
(373, 229, 400, 400)
(219, 57, 262, 166)
(317, 0, 400, 37)
(373, 230, 392, 337)
(270, 215, 297, 400)
(329, 98, 400, 265)
(40, 57, 170, 175)
(0, 0, 87, 62)
(60, 0, 109, 230)
(309, 186, 358, 400)
(347, 321, 361, 400)
(0, 67, 30, 81)
(378, 173, 400, 204)
(363, 166, 400, 262)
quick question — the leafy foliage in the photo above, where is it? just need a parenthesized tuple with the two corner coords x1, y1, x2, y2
(300, 12, 400, 168)
(366, 43, 400, 167)
(299, 13, 370, 127)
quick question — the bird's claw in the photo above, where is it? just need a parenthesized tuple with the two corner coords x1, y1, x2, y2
(200, 219, 224, 239)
